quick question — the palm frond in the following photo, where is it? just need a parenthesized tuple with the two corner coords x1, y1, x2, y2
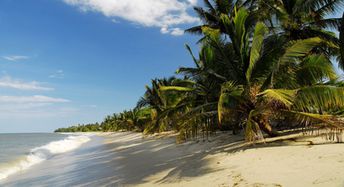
(280, 37, 323, 64)
(314, 0, 344, 16)
(312, 18, 342, 30)
(159, 86, 195, 92)
(246, 22, 268, 82)
(233, 7, 249, 51)
(301, 28, 339, 46)
(293, 86, 344, 112)
(136, 97, 149, 109)
(215, 0, 234, 14)
(259, 89, 297, 108)
(297, 54, 338, 85)
(177, 102, 218, 123)
(185, 44, 199, 67)
(284, 110, 343, 129)
(218, 81, 243, 123)
(203, 0, 216, 13)
(185, 25, 204, 35)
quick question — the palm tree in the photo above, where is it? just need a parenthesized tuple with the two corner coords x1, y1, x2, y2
(172, 7, 344, 141)
(136, 77, 190, 133)
(188, 0, 343, 69)
(218, 7, 344, 141)
(273, 0, 343, 39)
(186, 0, 257, 42)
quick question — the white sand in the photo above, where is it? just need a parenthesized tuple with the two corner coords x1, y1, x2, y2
(102, 132, 344, 187)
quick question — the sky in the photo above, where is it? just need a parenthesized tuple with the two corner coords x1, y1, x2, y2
(0, 0, 200, 133)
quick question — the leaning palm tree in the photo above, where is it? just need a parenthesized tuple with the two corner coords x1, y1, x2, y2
(136, 77, 192, 133)
(136, 79, 165, 133)
(160, 39, 239, 140)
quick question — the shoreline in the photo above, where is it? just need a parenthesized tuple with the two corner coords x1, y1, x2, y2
(1, 132, 344, 186)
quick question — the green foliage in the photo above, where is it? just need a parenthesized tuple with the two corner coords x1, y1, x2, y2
(259, 89, 297, 108)
(55, 123, 101, 133)
(246, 22, 268, 83)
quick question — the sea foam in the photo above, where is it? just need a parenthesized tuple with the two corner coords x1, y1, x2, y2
(0, 134, 91, 181)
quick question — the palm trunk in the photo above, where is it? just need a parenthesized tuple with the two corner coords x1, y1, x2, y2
(257, 116, 279, 137)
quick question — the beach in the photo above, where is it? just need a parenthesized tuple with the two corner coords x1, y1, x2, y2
(1, 0, 344, 186)
(1, 132, 344, 187)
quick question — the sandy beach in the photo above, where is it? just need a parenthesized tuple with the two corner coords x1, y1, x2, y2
(2, 132, 344, 187)
(100, 132, 344, 187)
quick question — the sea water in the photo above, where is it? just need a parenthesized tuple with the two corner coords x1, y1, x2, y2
(0, 133, 91, 181)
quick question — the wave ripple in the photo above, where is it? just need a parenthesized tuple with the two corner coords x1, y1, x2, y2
(0, 135, 91, 181)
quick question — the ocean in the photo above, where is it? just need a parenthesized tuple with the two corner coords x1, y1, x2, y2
(0, 133, 91, 181)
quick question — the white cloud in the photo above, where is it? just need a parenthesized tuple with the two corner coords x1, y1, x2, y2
(2, 55, 29, 62)
(187, 0, 198, 5)
(0, 95, 70, 104)
(160, 26, 185, 36)
(170, 28, 185, 36)
(0, 76, 54, 91)
(0, 95, 72, 119)
(63, 0, 199, 36)
(49, 70, 65, 79)
(0, 104, 77, 119)
(160, 26, 170, 34)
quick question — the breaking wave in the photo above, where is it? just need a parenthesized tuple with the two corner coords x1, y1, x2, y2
(0, 135, 91, 181)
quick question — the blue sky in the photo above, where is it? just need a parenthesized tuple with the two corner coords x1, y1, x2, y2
(0, 0, 199, 132)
